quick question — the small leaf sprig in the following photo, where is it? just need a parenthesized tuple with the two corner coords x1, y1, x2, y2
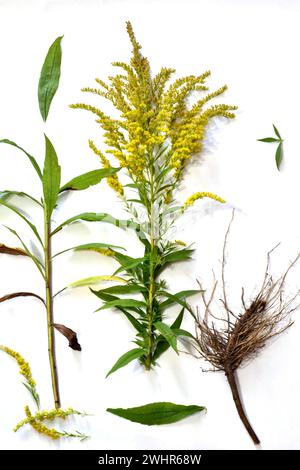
(70, 21, 237, 374)
(257, 124, 284, 170)
(0, 37, 120, 436)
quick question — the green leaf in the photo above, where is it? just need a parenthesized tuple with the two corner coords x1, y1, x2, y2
(0, 139, 42, 180)
(257, 137, 279, 143)
(93, 284, 146, 295)
(153, 308, 184, 361)
(52, 242, 124, 258)
(275, 142, 283, 170)
(159, 289, 200, 311)
(120, 311, 145, 333)
(106, 348, 145, 378)
(0, 190, 42, 207)
(0, 199, 43, 246)
(3, 225, 45, 279)
(161, 249, 194, 266)
(69, 275, 125, 288)
(107, 402, 206, 425)
(158, 291, 194, 314)
(272, 124, 282, 140)
(59, 168, 119, 192)
(96, 298, 147, 311)
(154, 321, 178, 354)
(113, 255, 147, 275)
(38, 36, 63, 121)
(51, 212, 138, 236)
(172, 328, 195, 339)
(42, 135, 61, 218)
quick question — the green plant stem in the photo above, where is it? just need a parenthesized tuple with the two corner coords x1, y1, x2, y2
(44, 213, 61, 409)
(145, 161, 156, 371)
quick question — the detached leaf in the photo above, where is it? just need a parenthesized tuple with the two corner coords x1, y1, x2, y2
(107, 402, 206, 425)
(69, 275, 126, 288)
(38, 36, 63, 121)
(106, 348, 144, 377)
(60, 168, 120, 192)
(42, 135, 61, 218)
(275, 142, 283, 170)
(0, 139, 42, 180)
(154, 321, 178, 354)
(257, 137, 278, 143)
(53, 323, 81, 351)
(0, 244, 28, 256)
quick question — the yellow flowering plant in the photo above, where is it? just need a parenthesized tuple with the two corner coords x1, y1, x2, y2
(71, 22, 237, 373)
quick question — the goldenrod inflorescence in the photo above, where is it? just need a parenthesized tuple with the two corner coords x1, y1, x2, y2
(184, 192, 226, 206)
(70, 21, 237, 195)
(0, 345, 36, 388)
(14, 406, 87, 440)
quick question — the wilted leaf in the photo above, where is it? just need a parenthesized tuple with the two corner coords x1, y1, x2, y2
(0, 244, 28, 256)
(38, 36, 63, 121)
(60, 168, 120, 192)
(0, 292, 45, 305)
(53, 323, 81, 351)
(106, 348, 144, 377)
(107, 402, 206, 425)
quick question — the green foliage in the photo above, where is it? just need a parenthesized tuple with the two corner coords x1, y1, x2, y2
(38, 36, 63, 121)
(257, 124, 284, 170)
(107, 402, 206, 425)
(106, 348, 145, 377)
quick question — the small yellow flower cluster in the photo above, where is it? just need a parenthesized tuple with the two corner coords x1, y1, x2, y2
(89, 140, 124, 196)
(175, 240, 187, 246)
(14, 406, 83, 439)
(0, 345, 36, 389)
(184, 192, 226, 206)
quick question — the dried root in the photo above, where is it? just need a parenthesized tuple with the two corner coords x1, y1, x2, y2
(192, 210, 300, 445)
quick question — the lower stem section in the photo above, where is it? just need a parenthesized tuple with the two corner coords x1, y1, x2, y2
(225, 368, 260, 445)
(45, 217, 61, 409)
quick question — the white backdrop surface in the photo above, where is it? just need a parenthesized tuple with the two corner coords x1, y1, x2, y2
(0, 0, 300, 450)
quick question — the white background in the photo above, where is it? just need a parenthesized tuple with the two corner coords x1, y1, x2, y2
(0, 0, 300, 450)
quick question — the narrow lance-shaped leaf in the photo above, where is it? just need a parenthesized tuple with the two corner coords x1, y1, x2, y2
(38, 36, 63, 121)
(0, 200, 43, 246)
(52, 242, 124, 258)
(153, 308, 184, 360)
(154, 321, 178, 354)
(59, 168, 120, 192)
(0, 190, 42, 207)
(273, 124, 282, 140)
(96, 298, 147, 312)
(42, 135, 61, 218)
(275, 142, 283, 170)
(68, 275, 126, 289)
(257, 137, 279, 143)
(107, 402, 206, 425)
(0, 139, 42, 180)
(106, 348, 144, 378)
(51, 212, 139, 236)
